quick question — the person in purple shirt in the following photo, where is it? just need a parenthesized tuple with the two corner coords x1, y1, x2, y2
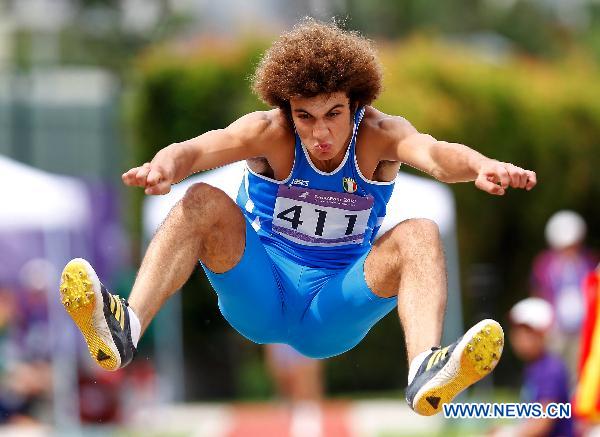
(509, 298, 574, 437)
(531, 210, 598, 379)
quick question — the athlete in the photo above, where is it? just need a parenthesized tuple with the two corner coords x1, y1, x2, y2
(59, 19, 536, 416)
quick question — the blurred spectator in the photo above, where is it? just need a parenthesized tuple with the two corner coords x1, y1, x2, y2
(491, 298, 574, 437)
(18, 259, 55, 362)
(0, 284, 51, 425)
(265, 344, 324, 437)
(531, 210, 598, 376)
(574, 264, 600, 433)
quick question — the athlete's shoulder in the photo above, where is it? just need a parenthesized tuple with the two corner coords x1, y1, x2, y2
(361, 106, 418, 142)
(227, 109, 292, 151)
(357, 106, 418, 158)
(227, 109, 294, 175)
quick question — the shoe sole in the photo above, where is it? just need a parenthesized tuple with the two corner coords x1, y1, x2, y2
(60, 258, 121, 371)
(412, 319, 504, 416)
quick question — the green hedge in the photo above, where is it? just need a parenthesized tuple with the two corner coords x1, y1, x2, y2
(377, 40, 600, 318)
(127, 37, 600, 399)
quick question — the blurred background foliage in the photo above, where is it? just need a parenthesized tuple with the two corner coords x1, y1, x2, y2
(128, 35, 600, 398)
(11, 0, 600, 71)
(6, 0, 600, 401)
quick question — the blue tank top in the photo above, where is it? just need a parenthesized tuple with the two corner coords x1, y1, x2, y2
(236, 107, 395, 269)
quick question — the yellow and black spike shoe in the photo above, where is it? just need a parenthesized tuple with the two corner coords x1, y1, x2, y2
(60, 258, 136, 371)
(406, 319, 504, 416)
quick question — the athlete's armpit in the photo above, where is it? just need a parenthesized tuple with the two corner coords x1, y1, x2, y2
(376, 116, 438, 176)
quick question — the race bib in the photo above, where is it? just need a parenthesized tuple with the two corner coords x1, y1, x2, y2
(272, 185, 374, 247)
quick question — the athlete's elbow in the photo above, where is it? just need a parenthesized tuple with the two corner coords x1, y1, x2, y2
(430, 166, 453, 183)
(428, 143, 453, 182)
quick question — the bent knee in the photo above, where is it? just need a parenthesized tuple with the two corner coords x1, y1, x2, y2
(389, 218, 443, 259)
(182, 182, 228, 212)
(402, 218, 439, 235)
(180, 183, 241, 224)
(393, 218, 441, 243)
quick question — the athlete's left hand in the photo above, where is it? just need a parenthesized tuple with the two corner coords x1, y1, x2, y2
(475, 161, 537, 196)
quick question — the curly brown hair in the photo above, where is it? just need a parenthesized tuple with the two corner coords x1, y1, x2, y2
(252, 18, 383, 112)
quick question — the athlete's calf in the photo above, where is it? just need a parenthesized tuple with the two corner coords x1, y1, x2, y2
(364, 218, 447, 363)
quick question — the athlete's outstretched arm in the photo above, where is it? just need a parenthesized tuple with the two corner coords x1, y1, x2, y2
(380, 117, 537, 196)
(122, 111, 277, 195)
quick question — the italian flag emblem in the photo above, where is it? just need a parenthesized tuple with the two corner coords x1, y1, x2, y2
(343, 177, 358, 193)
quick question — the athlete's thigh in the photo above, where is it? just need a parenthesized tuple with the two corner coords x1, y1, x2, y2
(181, 182, 246, 273)
(363, 218, 443, 297)
(200, 218, 285, 345)
(293, 251, 397, 359)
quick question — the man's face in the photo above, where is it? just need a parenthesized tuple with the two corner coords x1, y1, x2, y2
(509, 324, 545, 362)
(289, 92, 353, 162)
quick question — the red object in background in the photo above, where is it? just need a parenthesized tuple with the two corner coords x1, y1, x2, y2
(78, 358, 158, 425)
(227, 402, 352, 437)
(578, 272, 599, 374)
(574, 268, 600, 420)
(78, 369, 125, 424)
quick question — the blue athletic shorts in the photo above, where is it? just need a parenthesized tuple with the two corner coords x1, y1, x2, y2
(200, 218, 398, 359)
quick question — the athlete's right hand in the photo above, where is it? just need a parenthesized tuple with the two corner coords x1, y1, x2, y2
(122, 162, 174, 195)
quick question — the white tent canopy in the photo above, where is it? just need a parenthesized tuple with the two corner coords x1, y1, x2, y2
(0, 155, 89, 230)
(0, 155, 91, 429)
